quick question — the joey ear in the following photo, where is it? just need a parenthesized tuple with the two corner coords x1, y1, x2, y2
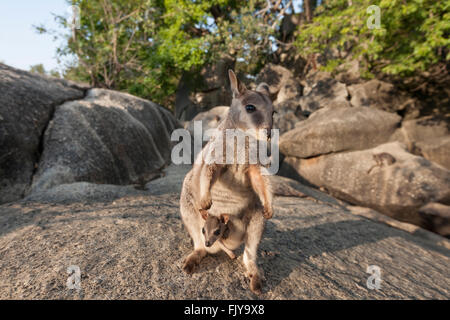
(200, 209, 209, 220)
(220, 214, 230, 224)
(256, 82, 270, 97)
(228, 69, 247, 98)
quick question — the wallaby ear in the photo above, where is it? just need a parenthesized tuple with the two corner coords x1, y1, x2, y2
(228, 69, 247, 98)
(256, 82, 270, 97)
(220, 214, 230, 224)
(200, 209, 209, 220)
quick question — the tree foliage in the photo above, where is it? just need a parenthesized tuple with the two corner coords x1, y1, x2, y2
(29, 63, 61, 78)
(37, 0, 449, 106)
(37, 0, 288, 107)
(296, 0, 450, 77)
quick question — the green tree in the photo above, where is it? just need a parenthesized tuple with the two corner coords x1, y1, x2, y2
(29, 63, 46, 75)
(37, 0, 291, 107)
(296, 0, 450, 78)
(29, 63, 61, 78)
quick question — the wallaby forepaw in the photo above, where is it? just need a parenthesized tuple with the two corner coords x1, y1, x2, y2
(199, 195, 212, 211)
(263, 206, 273, 219)
(182, 256, 199, 274)
(182, 259, 197, 274)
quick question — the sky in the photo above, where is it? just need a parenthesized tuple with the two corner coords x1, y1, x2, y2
(0, 1, 70, 72)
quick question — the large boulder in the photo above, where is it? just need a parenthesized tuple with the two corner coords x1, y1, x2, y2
(280, 106, 401, 158)
(418, 203, 450, 238)
(30, 89, 179, 193)
(400, 115, 449, 144)
(334, 60, 362, 85)
(256, 64, 303, 108)
(185, 106, 229, 137)
(282, 142, 450, 233)
(302, 71, 333, 95)
(299, 75, 350, 113)
(393, 115, 450, 169)
(348, 79, 421, 119)
(184, 106, 229, 161)
(415, 136, 450, 170)
(273, 109, 305, 134)
(273, 78, 303, 108)
(0, 64, 87, 204)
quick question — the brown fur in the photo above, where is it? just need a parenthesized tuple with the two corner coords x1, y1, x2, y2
(367, 152, 396, 174)
(180, 70, 274, 294)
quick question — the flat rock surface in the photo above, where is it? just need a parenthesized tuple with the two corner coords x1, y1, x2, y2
(0, 165, 449, 299)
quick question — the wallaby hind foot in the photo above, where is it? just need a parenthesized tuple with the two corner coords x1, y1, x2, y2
(247, 272, 262, 295)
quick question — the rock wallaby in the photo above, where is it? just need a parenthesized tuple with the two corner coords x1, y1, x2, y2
(199, 209, 245, 260)
(180, 70, 275, 294)
(367, 152, 396, 174)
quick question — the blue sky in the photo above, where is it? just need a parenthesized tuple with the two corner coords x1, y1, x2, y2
(0, 1, 69, 72)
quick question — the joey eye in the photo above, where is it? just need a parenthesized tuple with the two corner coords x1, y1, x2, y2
(214, 229, 220, 236)
(245, 104, 256, 113)
(202, 228, 205, 234)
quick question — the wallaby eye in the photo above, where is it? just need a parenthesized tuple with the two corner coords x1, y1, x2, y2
(202, 228, 205, 234)
(214, 229, 220, 236)
(245, 104, 256, 113)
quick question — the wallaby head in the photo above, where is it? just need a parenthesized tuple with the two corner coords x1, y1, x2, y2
(200, 209, 230, 247)
(227, 70, 274, 139)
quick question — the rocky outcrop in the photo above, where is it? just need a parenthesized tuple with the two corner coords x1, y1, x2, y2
(0, 164, 449, 299)
(257, 64, 296, 97)
(334, 60, 362, 85)
(175, 56, 235, 121)
(348, 79, 422, 119)
(276, 71, 450, 236)
(279, 106, 401, 158)
(183, 106, 229, 161)
(185, 106, 229, 137)
(256, 63, 303, 110)
(418, 203, 450, 237)
(0, 64, 88, 204)
(393, 115, 450, 169)
(415, 136, 450, 170)
(30, 89, 179, 193)
(400, 115, 450, 144)
(282, 142, 450, 231)
(299, 76, 350, 113)
(273, 109, 305, 134)
(0, 64, 179, 202)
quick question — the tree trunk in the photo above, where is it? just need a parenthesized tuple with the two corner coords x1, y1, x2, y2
(304, 0, 318, 22)
(304, 0, 312, 22)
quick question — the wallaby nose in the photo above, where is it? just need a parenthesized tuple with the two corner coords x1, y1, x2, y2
(205, 241, 212, 247)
